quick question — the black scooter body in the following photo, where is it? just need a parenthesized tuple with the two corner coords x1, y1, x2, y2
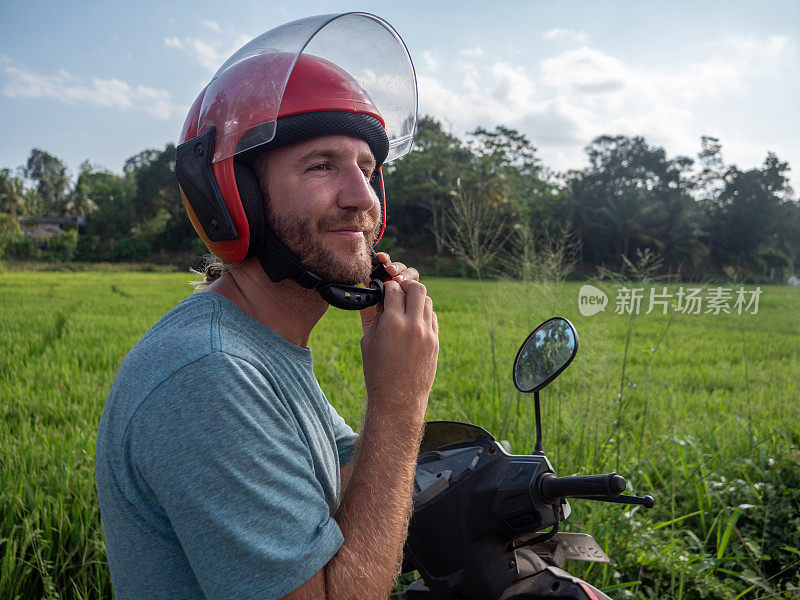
(406, 567, 612, 600)
(404, 431, 569, 600)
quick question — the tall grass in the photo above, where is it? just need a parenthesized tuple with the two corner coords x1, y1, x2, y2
(1, 272, 798, 598)
(1, 272, 193, 599)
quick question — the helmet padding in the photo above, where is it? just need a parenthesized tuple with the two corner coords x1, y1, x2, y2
(236, 110, 389, 167)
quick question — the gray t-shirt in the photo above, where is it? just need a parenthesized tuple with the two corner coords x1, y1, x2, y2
(95, 292, 358, 600)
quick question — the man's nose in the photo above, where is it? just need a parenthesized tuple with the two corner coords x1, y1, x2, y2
(337, 166, 378, 212)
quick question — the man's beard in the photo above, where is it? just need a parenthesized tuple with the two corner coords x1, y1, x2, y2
(268, 207, 381, 286)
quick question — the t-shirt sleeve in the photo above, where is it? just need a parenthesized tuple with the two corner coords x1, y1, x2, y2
(326, 402, 358, 467)
(128, 352, 342, 600)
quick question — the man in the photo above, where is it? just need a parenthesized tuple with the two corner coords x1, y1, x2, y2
(95, 14, 437, 600)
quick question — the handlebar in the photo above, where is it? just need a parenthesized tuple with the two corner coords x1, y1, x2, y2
(540, 472, 626, 502)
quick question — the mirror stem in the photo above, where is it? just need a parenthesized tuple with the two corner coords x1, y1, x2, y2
(533, 390, 544, 455)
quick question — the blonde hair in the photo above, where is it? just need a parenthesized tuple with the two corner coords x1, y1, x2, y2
(189, 253, 238, 290)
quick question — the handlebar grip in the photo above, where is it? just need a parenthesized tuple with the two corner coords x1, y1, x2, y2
(540, 473, 626, 501)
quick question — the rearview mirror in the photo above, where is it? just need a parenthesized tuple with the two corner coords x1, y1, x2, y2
(513, 317, 578, 393)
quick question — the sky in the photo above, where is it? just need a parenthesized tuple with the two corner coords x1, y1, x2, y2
(2, 0, 798, 191)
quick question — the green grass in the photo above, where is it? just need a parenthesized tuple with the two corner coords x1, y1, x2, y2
(2, 272, 799, 598)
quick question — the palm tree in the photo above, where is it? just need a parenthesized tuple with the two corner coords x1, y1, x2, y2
(649, 192, 708, 277)
(0, 169, 27, 217)
(557, 173, 601, 265)
(64, 181, 97, 219)
(596, 190, 660, 270)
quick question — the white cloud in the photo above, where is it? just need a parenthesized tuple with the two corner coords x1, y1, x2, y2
(0, 60, 184, 119)
(165, 34, 251, 73)
(164, 36, 183, 49)
(164, 37, 223, 73)
(201, 20, 222, 33)
(165, 30, 253, 73)
(460, 46, 485, 58)
(540, 47, 628, 91)
(542, 28, 589, 44)
(738, 35, 789, 56)
(422, 50, 439, 71)
(189, 39, 227, 72)
(417, 33, 795, 175)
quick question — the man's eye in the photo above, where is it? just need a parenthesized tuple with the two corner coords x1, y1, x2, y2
(309, 163, 329, 172)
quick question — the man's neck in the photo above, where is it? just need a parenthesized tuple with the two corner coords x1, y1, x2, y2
(204, 257, 328, 348)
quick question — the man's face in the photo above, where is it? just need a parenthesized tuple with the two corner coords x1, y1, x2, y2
(256, 135, 381, 286)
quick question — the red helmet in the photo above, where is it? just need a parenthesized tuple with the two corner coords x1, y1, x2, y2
(176, 13, 417, 265)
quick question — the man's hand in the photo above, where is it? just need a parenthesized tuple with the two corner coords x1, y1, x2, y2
(359, 253, 437, 421)
(359, 252, 419, 335)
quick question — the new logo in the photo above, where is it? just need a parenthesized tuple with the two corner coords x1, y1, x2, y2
(578, 285, 608, 316)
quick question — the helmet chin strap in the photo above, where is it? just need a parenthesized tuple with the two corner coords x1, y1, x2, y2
(256, 224, 389, 310)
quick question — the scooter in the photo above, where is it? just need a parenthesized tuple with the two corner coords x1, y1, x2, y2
(402, 317, 654, 600)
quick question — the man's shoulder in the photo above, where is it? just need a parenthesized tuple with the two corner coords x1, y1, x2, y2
(120, 291, 284, 382)
(100, 294, 250, 435)
(124, 292, 224, 381)
(100, 292, 313, 435)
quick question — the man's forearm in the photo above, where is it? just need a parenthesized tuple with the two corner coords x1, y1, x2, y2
(326, 405, 425, 599)
(286, 274, 438, 600)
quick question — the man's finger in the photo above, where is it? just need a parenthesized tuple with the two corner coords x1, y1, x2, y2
(384, 261, 406, 277)
(400, 267, 419, 282)
(424, 296, 434, 326)
(382, 279, 405, 314)
(399, 278, 427, 318)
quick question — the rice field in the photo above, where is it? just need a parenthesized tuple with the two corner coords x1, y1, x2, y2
(1, 270, 798, 599)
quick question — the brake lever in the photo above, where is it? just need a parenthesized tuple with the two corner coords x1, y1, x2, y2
(574, 494, 655, 508)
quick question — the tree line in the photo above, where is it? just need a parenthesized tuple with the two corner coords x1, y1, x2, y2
(1, 116, 798, 281)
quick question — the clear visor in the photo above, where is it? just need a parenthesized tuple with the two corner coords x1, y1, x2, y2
(199, 12, 417, 164)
